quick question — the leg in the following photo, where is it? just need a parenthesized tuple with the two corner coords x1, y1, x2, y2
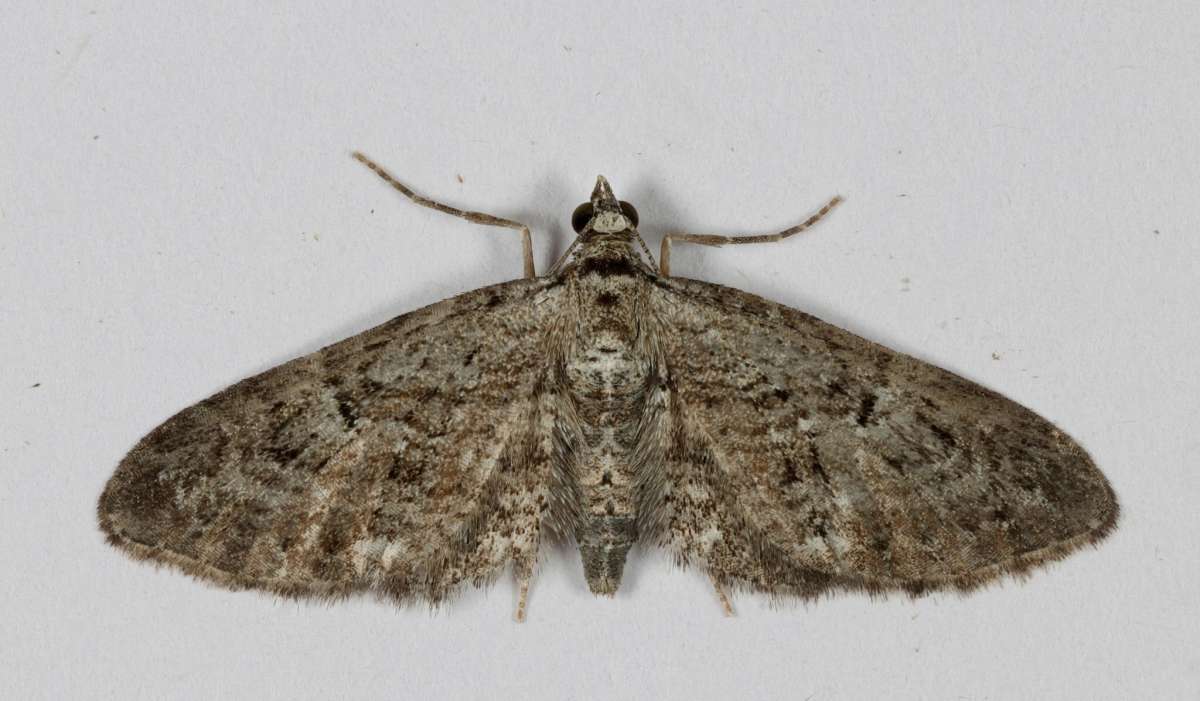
(353, 152, 536, 279)
(515, 578, 531, 622)
(630, 230, 657, 270)
(659, 195, 843, 276)
(546, 237, 582, 277)
(513, 556, 534, 623)
(712, 575, 735, 616)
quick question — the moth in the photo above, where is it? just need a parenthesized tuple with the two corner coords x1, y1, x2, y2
(98, 154, 1118, 620)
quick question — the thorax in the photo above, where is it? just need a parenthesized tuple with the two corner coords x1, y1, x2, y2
(561, 245, 655, 407)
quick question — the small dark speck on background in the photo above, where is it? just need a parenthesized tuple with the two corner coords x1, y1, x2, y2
(31, 382, 41, 388)
(457, 174, 464, 184)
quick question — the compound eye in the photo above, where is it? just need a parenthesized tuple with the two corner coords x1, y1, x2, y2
(619, 201, 639, 227)
(571, 202, 594, 233)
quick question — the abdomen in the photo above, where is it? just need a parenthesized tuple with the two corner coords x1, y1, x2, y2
(564, 275, 655, 595)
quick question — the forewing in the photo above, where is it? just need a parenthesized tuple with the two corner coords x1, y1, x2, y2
(649, 277, 1118, 596)
(99, 278, 562, 604)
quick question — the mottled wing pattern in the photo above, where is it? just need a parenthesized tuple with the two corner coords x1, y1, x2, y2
(99, 278, 563, 605)
(646, 277, 1118, 597)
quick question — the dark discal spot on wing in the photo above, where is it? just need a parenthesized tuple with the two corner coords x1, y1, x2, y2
(782, 457, 801, 485)
(856, 393, 878, 426)
(882, 453, 907, 476)
(334, 390, 359, 428)
(921, 414, 958, 449)
(387, 451, 425, 482)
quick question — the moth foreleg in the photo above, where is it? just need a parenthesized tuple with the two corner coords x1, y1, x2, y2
(658, 195, 843, 276)
(711, 574, 735, 617)
(353, 151, 536, 279)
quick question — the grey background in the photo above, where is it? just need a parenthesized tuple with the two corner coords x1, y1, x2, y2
(3, 2, 1197, 699)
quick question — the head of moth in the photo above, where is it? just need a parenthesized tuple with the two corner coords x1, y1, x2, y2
(571, 176, 639, 236)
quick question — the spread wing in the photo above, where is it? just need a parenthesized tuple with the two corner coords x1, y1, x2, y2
(99, 277, 564, 606)
(645, 276, 1118, 598)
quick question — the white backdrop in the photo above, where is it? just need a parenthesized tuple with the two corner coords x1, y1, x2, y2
(3, 2, 1197, 699)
